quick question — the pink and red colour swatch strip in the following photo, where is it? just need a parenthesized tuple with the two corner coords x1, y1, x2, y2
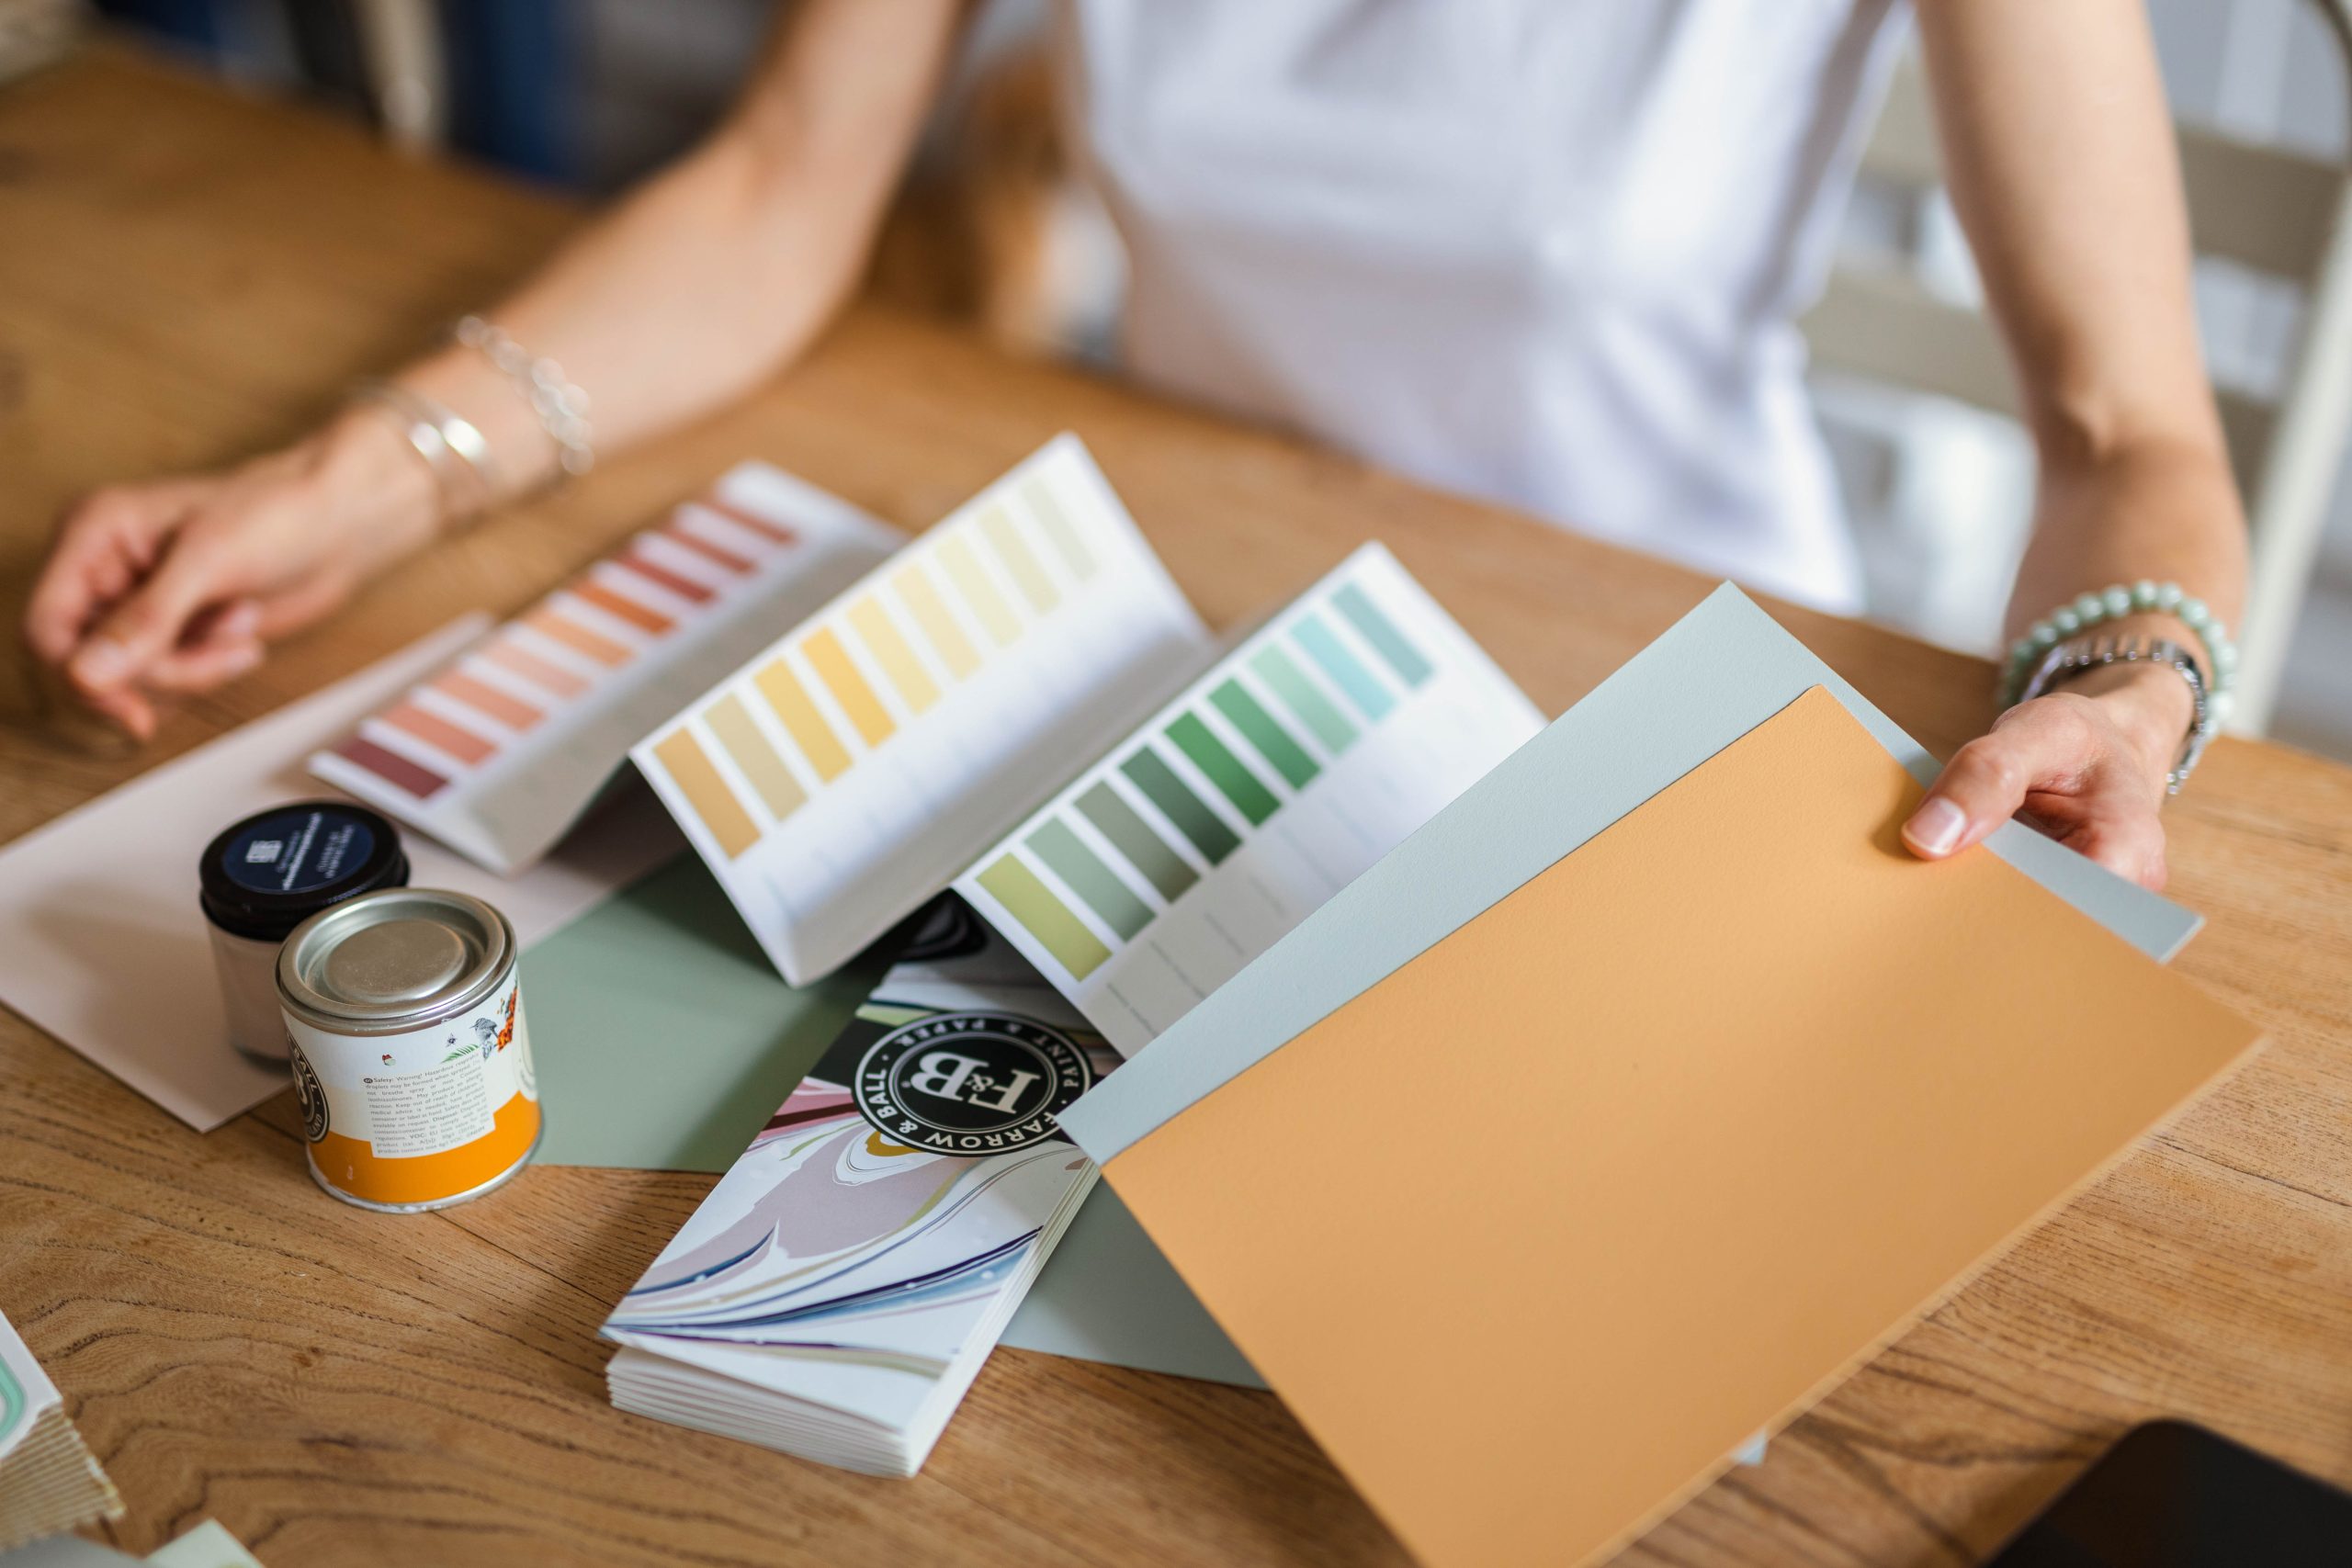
(327, 493, 800, 800)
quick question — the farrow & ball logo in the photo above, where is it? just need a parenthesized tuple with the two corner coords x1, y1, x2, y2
(852, 1012, 1091, 1154)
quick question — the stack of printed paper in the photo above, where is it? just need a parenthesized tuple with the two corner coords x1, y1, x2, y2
(0, 1312, 121, 1553)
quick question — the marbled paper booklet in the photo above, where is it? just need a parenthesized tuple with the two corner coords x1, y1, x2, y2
(600, 900, 1115, 1476)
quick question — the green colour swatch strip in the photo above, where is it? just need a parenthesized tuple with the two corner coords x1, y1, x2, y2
(1077, 781, 1198, 900)
(1334, 581, 1433, 686)
(1167, 712, 1279, 826)
(1250, 643, 1358, 753)
(1028, 818, 1154, 940)
(1121, 748, 1241, 864)
(977, 854, 1110, 979)
(1295, 613, 1395, 720)
(1209, 678, 1318, 788)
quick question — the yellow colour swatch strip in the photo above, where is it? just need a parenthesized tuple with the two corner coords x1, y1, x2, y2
(939, 533, 1022, 649)
(650, 728, 760, 859)
(1020, 475, 1096, 579)
(801, 626, 895, 748)
(704, 692, 807, 821)
(892, 562, 978, 680)
(752, 657, 852, 782)
(980, 504, 1059, 613)
(846, 594, 940, 715)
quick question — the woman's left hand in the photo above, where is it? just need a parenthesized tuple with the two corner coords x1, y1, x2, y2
(1901, 660, 2195, 891)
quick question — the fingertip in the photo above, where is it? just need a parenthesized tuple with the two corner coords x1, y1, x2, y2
(25, 572, 96, 665)
(1902, 795, 1971, 860)
(214, 599, 262, 640)
(147, 636, 265, 694)
(23, 610, 71, 665)
(68, 637, 134, 690)
(78, 682, 154, 742)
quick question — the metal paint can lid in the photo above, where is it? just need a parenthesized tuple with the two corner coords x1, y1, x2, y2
(278, 887, 513, 1033)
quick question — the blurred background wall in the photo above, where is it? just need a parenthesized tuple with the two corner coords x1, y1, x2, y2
(44, 0, 2352, 761)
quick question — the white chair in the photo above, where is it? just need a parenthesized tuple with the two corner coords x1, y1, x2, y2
(1803, 1, 2352, 736)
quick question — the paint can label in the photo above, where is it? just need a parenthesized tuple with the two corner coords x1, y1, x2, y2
(284, 979, 540, 1210)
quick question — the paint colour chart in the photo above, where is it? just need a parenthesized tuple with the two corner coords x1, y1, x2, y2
(309, 464, 903, 872)
(955, 544, 1544, 1055)
(632, 435, 1211, 986)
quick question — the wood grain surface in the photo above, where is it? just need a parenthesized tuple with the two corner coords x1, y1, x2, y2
(3, 41, 2349, 1568)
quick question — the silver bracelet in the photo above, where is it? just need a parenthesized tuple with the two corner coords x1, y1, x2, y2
(348, 379, 497, 529)
(455, 315, 594, 477)
(2020, 633, 2212, 795)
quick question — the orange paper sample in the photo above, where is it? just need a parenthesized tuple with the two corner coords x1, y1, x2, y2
(1102, 686, 2261, 1568)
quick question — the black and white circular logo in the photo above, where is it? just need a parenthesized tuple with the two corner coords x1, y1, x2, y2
(289, 1039, 330, 1143)
(852, 1012, 1091, 1155)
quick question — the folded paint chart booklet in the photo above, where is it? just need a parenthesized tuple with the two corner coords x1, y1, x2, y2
(628, 436, 1219, 984)
(953, 541, 1544, 1051)
(309, 464, 906, 873)
(0, 1311, 121, 1553)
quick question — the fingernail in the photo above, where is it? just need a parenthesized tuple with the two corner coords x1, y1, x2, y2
(1904, 797, 1968, 857)
(71, 639, 130, 685)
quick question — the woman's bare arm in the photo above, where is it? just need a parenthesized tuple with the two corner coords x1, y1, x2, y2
(1902, 0, 2245, 888)
(28, 0, 967, 737)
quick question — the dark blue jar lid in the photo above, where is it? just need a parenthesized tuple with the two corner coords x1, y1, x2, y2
(199, 801, 409, 942)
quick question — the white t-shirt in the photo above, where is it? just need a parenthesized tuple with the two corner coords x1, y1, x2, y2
(1057, 0, 1907, 612)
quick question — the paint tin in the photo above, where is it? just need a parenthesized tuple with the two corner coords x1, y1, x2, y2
(277, 888, 541, 1212)
(199, 801, 409, 1062)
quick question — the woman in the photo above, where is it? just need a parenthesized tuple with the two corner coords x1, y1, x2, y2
(24, 0, 2244, 891)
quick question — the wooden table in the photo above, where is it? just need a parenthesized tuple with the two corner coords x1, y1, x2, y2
(4, 42, 2349, 1568)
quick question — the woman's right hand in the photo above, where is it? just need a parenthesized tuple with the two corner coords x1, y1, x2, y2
(23, 409, 443, 739)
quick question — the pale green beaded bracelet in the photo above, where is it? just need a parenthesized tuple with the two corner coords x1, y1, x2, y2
(1999, 580, 2238, 728)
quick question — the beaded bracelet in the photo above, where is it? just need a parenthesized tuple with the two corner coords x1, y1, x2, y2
(455, 315, 594, 478)
(1999, 580, 2239, 727)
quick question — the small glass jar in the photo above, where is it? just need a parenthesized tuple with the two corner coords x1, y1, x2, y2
(199, 801, 408, 1061)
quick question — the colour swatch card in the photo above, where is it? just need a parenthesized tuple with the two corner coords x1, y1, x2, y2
(602, 899, 1111, 1477)
(632, 436, 1210, 985)
(1078, 688, 2261, 1568)
(0, 1311, 120, 1553)
(956, 543, 1543, 1054)
(311, 464, 902, 872)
